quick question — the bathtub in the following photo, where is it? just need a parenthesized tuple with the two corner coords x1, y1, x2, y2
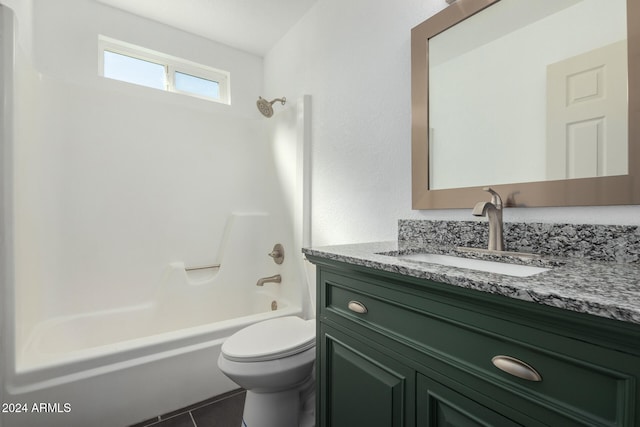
(5, 282, 301, 427)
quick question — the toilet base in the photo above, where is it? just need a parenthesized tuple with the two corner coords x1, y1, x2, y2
(241, 375, 315, 427)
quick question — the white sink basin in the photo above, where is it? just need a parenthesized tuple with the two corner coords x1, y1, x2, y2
(397, 253, 549, 277)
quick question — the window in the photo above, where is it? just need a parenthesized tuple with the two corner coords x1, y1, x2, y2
(99, 36, 230, 104)
(174, 71, 220, 99)
(103, 51, 165, 90)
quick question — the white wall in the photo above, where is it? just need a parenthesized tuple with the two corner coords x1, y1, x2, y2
(264, 0, 640, 247)
(31, 0, 262, 118)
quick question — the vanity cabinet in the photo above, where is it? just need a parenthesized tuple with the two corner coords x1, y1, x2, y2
(310, 256, 640, 427)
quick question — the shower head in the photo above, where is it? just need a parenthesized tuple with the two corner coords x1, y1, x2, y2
(257, 96, 286, 118)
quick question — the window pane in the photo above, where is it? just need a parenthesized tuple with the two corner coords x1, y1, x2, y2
(175, 72, 220, 99)
(103, 50, 165, 90)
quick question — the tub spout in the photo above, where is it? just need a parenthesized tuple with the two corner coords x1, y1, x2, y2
(256, 274, 281, 286)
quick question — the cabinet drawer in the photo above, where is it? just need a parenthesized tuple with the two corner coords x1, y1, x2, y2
(321, 272, 638, 426)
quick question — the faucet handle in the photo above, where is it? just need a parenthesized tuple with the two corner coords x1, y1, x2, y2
(268, 243, 284, 264)
(482, 187, 503, 209)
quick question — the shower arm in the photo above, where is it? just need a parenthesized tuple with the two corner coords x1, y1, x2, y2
(269, 97, 286, 106)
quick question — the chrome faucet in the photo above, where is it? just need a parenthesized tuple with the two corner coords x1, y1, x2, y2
(472, 187, 504, 251)
(256, 274, 281, 286)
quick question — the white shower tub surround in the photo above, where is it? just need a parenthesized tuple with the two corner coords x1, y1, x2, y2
(5, 213, 305, 427)
(6, 282, 300, 427)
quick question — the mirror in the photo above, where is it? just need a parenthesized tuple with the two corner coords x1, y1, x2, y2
(411, 0, 640, 208)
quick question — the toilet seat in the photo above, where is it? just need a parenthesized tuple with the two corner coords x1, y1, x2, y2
(221, 316, 315, 362)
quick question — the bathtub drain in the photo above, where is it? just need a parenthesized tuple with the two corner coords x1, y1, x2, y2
(271, 300, 278, 310)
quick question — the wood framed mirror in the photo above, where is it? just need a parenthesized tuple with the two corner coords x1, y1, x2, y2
(411, 0, 639, 209)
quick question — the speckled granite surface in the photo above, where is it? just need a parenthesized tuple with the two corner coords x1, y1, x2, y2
(303, 221, 640, 325)
(399, 220, 640, 263)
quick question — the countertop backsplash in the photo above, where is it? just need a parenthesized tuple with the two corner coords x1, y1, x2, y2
(398, 220, 640, 263)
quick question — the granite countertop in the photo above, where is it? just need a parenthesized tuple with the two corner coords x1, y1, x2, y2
(303, 241, 640, 325)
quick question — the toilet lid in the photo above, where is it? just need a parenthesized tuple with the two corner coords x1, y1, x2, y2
(222, 316, 315, 362)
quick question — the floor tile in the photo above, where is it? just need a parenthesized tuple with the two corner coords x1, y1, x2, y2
(129, 416, 160, 427)
(160, 389, 244, 420)
(155, 413, 195, 427)
(191, 391, 246, 427)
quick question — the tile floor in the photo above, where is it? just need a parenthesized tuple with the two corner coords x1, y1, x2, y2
(129, 389, 245, 427)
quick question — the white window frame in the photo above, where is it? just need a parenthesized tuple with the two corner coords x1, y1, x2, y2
(98, 35, 231, 105)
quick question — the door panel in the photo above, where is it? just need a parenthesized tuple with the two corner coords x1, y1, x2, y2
(417, 374, 522, 427)
(546, 40, 627, 179)
(320, 326, 414, 427)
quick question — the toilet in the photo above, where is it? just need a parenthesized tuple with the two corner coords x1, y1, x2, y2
(217, 316, 316, 427)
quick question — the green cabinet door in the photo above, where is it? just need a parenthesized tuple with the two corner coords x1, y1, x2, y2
(417, 374, 521, 427)
(319, 325, 415, 427)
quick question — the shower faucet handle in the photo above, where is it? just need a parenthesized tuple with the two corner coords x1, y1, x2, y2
(268, 243, 285, 264)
